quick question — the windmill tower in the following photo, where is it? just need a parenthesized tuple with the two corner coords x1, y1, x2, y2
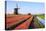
(14, 2, 19, 15)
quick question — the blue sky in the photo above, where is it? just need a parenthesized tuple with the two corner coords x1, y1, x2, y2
(6, 1, 45, 14)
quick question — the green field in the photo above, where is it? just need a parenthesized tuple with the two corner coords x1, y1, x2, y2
(29, 15, 45, 29)
(34, 14, 45, 28)
(33, 17, 44, 28)
(29, 14, 45, 29)
(38, 15, 45, 19)
(34, 14, 45, 19)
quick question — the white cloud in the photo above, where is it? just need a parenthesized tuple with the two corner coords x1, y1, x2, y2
(6, 10, 14, 14)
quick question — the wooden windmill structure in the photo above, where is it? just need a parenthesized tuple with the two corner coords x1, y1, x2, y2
(14, 2, 20, 15)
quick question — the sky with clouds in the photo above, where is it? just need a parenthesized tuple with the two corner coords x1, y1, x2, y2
(6, 1, 45, 14)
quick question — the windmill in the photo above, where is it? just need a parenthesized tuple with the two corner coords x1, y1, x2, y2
(14, 2, 20, 15)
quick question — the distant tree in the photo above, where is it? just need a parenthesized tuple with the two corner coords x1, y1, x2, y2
(28, 13, 31, 15)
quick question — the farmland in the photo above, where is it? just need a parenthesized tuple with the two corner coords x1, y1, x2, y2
(5, 14, 45, 30)
(6, 14, 33, 30)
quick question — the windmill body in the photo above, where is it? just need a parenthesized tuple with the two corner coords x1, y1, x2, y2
(14, 2, 19, 15)
(14, 8, 19, 15)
